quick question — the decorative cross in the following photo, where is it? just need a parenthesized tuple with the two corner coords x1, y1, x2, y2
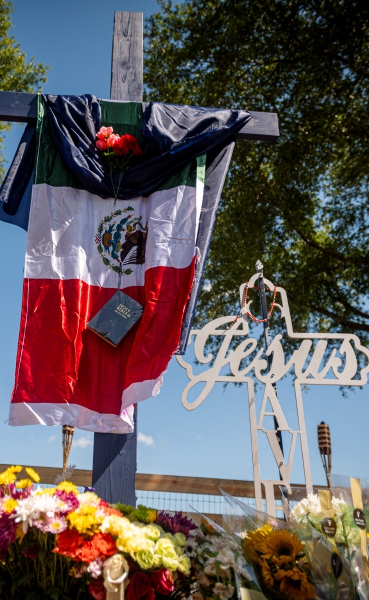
(177, 269, 369, 516)
(0, 11, 279, 505)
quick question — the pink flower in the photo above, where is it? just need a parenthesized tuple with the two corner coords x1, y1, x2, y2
(106, 134, 120, 148)
(96, 126, 113, 140)
(96, 139, 107, 151)
(55, 489, 79, 514)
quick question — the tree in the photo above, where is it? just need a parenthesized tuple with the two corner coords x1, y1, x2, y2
(0, 0, 48, 178)
(144, 0, 369, 344)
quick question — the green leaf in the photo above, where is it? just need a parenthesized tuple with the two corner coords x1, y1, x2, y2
(97, 244, 103, 254)
(11, 572, 34, 594)
(215, 560, 221, 581)
(102, 257, 110, 266)
(123, 269, 133, 275)
(112, 265, 121, 274)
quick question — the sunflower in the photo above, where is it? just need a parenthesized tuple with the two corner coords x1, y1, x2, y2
(258, 529, 305, 567)
(243, 524, 273, 565)
(260, 559, 275, 587)
(275, 567, 316, 600)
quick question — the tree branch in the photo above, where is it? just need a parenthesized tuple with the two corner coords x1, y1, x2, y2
(321, 281, 369, 321)
(296, 229, 369, 266)
(310, 303, 369, 332)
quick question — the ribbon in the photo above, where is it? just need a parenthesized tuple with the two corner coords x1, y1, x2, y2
(103, 554, 129, 600)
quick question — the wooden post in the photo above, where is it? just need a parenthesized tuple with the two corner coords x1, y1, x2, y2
(92, 11, 143, 506)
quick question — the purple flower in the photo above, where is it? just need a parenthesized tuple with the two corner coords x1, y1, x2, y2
(55, 489, 79, 514)
(156, 511, 196, 535)
(0, 511, 17, 556)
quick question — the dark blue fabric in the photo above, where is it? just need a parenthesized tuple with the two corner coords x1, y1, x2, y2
(0, 123, 35, 230)
(0, 95, 251, 228)
(44, 95, 251, 200)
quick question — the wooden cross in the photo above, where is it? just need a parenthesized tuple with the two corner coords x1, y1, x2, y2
(0, 11, 279, 506)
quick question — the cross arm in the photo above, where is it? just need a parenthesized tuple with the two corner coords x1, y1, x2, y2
(0, 91, 279, 142)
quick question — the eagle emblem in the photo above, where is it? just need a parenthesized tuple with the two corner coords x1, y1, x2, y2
(95, 208, 148, 275)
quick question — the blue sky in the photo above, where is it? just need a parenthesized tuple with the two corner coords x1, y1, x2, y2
(0, 0, 368, 490)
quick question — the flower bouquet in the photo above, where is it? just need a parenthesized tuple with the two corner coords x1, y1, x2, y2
(0, 465, 197, 600)
(95, 126, 143, 201)
(218, 491, 355, 600)
(192, 517, 260, 600)
(290, 479, 369, 600)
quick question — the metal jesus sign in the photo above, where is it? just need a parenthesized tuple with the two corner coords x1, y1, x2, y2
(177, 270, 369, 516)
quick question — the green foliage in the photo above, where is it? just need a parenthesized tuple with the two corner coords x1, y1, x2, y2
(0, 0, 48, 178)
(144, 0, 369, 343)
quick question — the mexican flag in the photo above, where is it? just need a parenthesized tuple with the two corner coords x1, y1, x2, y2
(9, 100, 205, 433)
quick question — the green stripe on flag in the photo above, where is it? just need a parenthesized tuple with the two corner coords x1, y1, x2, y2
(35, 97, 205, 192)
(100, 100, 143, 142)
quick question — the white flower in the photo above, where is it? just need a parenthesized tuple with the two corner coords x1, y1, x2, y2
(204, 558, 231, 580)
(217, 548, 235, 568)
(87, 558, 103, 579)
(204, 561, 217, 576)
(213, 582, 234, 600)
(184, 537, 197, 557)
(31, 493, 61, 517)
(292, 493, 322, 518)
(292, 493, 347, 520)
(331, 496, 347, 517)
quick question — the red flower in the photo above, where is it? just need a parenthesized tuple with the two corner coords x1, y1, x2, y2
(88, 577, 106, 600)
(112, 134, 143, 157)
(53, 528, 84, 558)
(96, 139, 107, 151)
(53, 530, 116, 563)
(150, 569, 175, 596)
(126, 571, 155, 600)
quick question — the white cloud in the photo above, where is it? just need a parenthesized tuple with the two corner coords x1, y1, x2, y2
(138, 432, 154, 446)
(73, 436, 93, 449)
(47, 434, 57, 443)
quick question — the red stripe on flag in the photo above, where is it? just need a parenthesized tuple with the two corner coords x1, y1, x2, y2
(11, 260, 195, 419)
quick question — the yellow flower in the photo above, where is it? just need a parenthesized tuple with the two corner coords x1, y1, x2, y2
(3, 498, 17, 513)
(57, 481, 78, 494)
(258, 529, 305, 567)
(41, 488, 56, 495)
(101, 514, 132, 538)
(67, 505, 103, 535)
(25, 467, 40, 483)
(243, 524, 273, 564)
(78, 491, 100, 505)
(147, 509, 157, 523)
(275, 567, 316, 600)
(260, 559, 274, 587)
(16, 479, 32, 489)
(0, 466, 22, 486)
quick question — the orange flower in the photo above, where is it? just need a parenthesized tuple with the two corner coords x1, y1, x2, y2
(275, 567, 316, 600)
